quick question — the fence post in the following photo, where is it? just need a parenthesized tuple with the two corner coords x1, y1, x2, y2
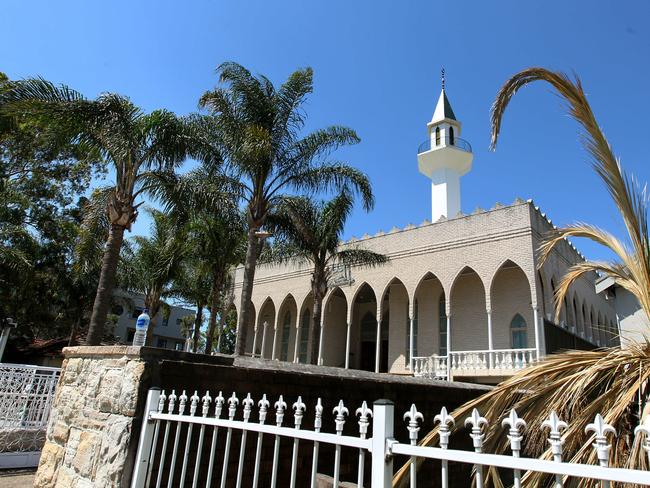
(130, 387, 161, 488)
(371, 399, 394, 488)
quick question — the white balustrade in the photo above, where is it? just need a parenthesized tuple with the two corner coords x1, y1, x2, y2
(413, 349, 537, 379)
(131, 389, 650, 488)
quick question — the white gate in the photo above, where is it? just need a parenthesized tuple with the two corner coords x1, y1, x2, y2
(131, 387, 650, 487)
(0, 363, 61, 468)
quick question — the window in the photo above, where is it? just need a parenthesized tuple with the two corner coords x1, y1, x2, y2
(298, 309, 310, 363)
(132, 307, 143, 319)
(157, 338, 168, 349)
(175, 342, 184, 351)
(438, 294, 447, 356)
(449, 126, 455, 145)
(162, 316, 169, 327)
(435, 126, 441, 146)
(111, 304, 124, 316)
(280, 311, 291, 361)
(405, 301, 418, 363)
(510, 314, 527, 349)
(176, 318, 182, 326)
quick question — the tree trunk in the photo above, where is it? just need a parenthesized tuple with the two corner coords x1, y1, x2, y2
(145, 293, 161, 347)
(204, 270, 223, 355)
(86, 224, 126, 345)
(309, 268, 328, 365)
(235, 227, 260, 356)
(193, 304, 204, 353)
(217, 290, 234, 353)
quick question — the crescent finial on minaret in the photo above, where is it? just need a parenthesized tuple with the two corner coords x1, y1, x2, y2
(441, 68, 445, 90)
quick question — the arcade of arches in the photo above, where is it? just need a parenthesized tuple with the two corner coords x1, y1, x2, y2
(241, 261, 619, 379)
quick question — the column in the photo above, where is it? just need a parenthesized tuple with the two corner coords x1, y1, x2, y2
(533, 306, 542, 360)
(252, 324, 258, 358)
(260, 321, 268, 359)
(317, 314, 325, 366)
(375, 307, 382, 373)
(409, 315, 415, 372)
(486, 308, 493, 369)
(446, 314, 451, 379)
(293, 323, 301, 363)
(344, 322, 351, 369)
(271, 319, 279, 360)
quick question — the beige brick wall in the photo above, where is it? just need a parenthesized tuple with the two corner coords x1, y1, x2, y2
(233, 201, 618, 369)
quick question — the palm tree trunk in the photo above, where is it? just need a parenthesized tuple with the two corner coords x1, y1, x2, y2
(193, 304, 204, 353)
(86, 223, 126, 345)
(235, 228, 259, 356)
(204, 271, 223, 354)
(309, 271, 327, 365)
(145, 294, 161, 346)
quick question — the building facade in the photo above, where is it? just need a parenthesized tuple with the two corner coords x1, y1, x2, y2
(111, 290, 194, 351)
(232, 85, 619, 384)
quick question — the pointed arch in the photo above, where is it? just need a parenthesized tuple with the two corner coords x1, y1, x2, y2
(276, 294, 298, 361)
(255, 297, 276, 358)
(321, 287, 348, 367)
(413, 272, 445, 358)
(491, 260, 533, 349)
(351, 282, 381, 371)
(450, 266, 487, 351)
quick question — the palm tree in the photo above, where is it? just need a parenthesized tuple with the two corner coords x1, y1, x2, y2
(149, 166, 247, 354)
(269, 191, 388, 364)
(199, 62, 373, 355)
(119, 209, 187, 344)
(0, 79, 194, 344)
(394, 67, 650, 486)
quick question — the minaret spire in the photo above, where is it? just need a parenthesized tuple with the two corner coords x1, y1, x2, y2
(441, 67, 445, 90)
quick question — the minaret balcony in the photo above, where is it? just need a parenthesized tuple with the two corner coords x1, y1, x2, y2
(417, 137, 472, 155)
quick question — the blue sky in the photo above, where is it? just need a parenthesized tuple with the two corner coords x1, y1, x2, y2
(2, 0, 649, 261)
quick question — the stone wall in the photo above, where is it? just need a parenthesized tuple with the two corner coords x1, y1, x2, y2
(34, 346, 489, 487)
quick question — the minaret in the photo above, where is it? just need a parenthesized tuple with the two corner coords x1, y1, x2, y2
(417, 70, 473, 221)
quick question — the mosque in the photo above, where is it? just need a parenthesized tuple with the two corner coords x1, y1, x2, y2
(232, 81, 619, 384)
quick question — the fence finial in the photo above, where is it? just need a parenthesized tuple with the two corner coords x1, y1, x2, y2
(168, 390, 177, 414)
(356, 401, 373, 438)
(434, 407, 455, 449)
(189, 391, 200, 416)
(465, 408, 488, 452)
(293, 396, 306, 428)
(404, 404, 424, 443)
(275, 395, 287, 426)
(585, 414, 616, 467)
(314, 398, 324, 431)
(227, 392, 239, 420)
(333, 400, 349, 434)
(157, 390, 167, 413)
(258, 394, 270, 424)
(214, 391, 225, 418)
(201, 391, 212, 417)
(502, 409, 526, 453)
(242, 393, 254, 422)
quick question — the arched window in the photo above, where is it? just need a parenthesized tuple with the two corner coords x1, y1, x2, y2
(438, 294, 447, 356)
(562, 296, 570, 327)
(449, 126, 455, 145)
(298, 309, 310, 363)
(435, 126, 441, 146)
(406, 300, 418, 363)
(510, 314, 528, 349)
(280, 311, 291, 361)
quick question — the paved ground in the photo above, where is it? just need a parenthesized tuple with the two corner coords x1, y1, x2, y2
(0, 469, 35, 487)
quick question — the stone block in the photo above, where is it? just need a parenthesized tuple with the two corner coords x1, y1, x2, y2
(33, 442, 63, 487)
(50, 422, 69, 445)
(72, 431, 99, 478)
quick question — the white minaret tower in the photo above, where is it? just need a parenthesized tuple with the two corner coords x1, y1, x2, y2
(417, 70, 473, 221)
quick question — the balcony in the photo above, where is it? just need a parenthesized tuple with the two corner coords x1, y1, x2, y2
(412, 348, 538, 381)
(417, 137, 472, 154)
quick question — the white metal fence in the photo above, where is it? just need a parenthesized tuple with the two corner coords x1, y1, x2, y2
(131, 387, 650, 487)
(0, 363, 61, 468)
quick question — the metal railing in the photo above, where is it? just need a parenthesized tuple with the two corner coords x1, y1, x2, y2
(131, 387, 650, 488)
(0, 363, 61, 468)
(417, 137, 472, 154)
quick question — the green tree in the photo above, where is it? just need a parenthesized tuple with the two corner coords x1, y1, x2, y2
(199, 62, 374, 355)
(119, 209, 187, 345)
(394, 68, 650, 486)
(269, 191, 388, 364)
(0, 78, 196, 344)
